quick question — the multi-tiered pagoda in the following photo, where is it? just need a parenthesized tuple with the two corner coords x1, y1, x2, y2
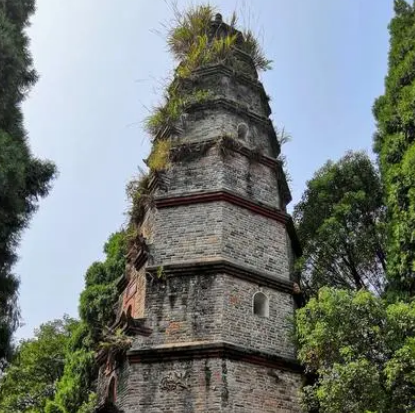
(96, 12, 302, 413)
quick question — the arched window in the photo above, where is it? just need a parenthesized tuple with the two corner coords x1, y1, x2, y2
(237, 123, 249, 141)
(126, 305, 133, 319)
(253, 292, 269, 318)
(107, 376, 117, 403)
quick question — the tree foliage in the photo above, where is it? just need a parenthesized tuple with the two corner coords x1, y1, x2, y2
(45, 232, 127, 413)
(296, 3, 415, 409)
(296, 288, 415, 413)
(0, 317, 78, 413)
(372, 0, 415, 299)
(294, 151, 386, 297)
(0, 232, 129, 413)
(0, 0, 57, 361)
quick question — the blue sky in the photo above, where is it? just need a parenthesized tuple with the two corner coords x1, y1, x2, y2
(17, 0, 393, 339)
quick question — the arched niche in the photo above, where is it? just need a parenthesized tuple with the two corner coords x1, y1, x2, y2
(237, 122, 249, 141)
(107, 376, 117, 404)
(252, 292, 269, 318)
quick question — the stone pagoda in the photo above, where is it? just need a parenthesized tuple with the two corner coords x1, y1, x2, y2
(96, 12, 303, 413)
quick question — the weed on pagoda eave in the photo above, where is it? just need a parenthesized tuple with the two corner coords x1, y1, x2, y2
(145, 5, 272, 139)
(99, 327, 133, 357)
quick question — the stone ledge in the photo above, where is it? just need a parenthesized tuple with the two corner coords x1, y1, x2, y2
(185, 97, 279, 157)
(189, 64, 271, 116)
(127, 341, 302, 373)
(146, 258, 295, 295)
(192, 64, 261, 90)
(154, 189, 301, 255)
(167, 136, 291, 205)
(186, 97, 271, 126)
(170, 136, 279, 169)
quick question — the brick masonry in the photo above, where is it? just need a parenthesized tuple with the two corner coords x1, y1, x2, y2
(105, 357, 301, 413)
(160, 146, 281, 209)
(121, 273, 295, 358)
(181, 108, 276, 158)
(183, 66, 270, 117)
(151, 203, 290, 279)
(97, 18, 302, 413)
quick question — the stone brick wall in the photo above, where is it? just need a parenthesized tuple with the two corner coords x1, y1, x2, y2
(151, 203, 223, 264)
(224, 359, 302, 413)
(185, 69, 269, 118)
(96, 359, 123, 407)
(213, 73, 268, 117)
(221, 276, 296, 358)
(182, 109, 276, 158)
(221, 203, 290, 278)
(141, 207, 157, 245)
(130, 273, 294, 359)
(131, 274, 224, 349)
(159, 145, 224, 197)
(121, 266, 146, 319)
(157, 146, 281, 209)
(222, 152, 280, 208)
(151, 202, 289, 279)
(99, 24, 302, 412)
(116, 358, 223, 412)
(122, 279, 137, 318)
(114, 357, 301, 413)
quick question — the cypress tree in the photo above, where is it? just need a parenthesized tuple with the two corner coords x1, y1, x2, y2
(0, 0, 56, 360)
(373, 0, 415, 299)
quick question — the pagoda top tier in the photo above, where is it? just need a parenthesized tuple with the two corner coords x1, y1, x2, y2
(167, 7, 272, 81)
(210, 12, 243, 43)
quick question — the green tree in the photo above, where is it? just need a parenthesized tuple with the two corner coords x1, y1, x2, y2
(296, 3, 415, 411)
(0, 317, 78, 413)
(293, 152, 386, 297)
(0, 0, 57, 360)
(46, 232, 127, 413)
(0, 232, 126, 413)
(373, 0, 415, 299)
(296, 288, 415, 413)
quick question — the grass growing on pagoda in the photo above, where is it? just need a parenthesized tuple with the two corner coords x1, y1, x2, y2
(147, 139, 172, 171)
(241, 30, 273, 72)
(99, 328, 133, 356)
(144, 89, 212, 137)
(167, 5, 271, 74)
(126, 171, 151, 226)
(127, 5, 273, 255)
(144, 5, 272, 138)
(175, 31, 239, 79)
(145, 97, 183, 136)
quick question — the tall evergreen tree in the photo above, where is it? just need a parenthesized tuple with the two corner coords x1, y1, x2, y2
(373, 0, 415, 299)
(296, 3, 415, 411)
(294, 151, 386, 297)
(0, 0, 56, 360)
